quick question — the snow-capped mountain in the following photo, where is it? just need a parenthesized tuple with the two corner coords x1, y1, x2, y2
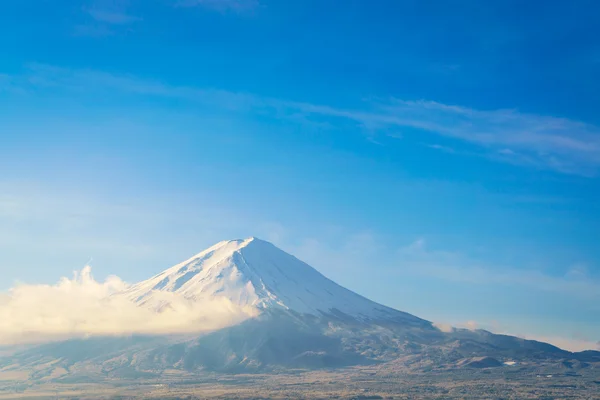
(122, 237, 425, 326)
(4, 237, 597, 375)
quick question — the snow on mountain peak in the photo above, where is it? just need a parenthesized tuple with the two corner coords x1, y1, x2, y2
(122, 237, 424, 324)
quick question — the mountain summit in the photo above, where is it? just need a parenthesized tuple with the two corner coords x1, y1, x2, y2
(123, 237, 425, 325)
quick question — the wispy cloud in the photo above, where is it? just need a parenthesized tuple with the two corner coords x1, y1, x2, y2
(86, 9, 141, 25)
(425, 143, 456, 153)
(304, 99, 600, 176)
(73, 24, 115, 38)
(0, 181, 254, 269)
(5, 64, 600, 175)
(74, 5, 141, 37)
(176, 0, 260, 13)
(397, 238, 600, 300)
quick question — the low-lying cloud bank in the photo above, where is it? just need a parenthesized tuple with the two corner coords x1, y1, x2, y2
(0, 267, 256, 345)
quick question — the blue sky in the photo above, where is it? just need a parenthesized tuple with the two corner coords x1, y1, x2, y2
(1, 0, 599, 350)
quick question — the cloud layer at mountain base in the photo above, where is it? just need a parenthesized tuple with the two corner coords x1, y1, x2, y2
(0, 267, 257, 345)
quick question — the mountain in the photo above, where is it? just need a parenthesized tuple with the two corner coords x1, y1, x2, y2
(1, 238, 598, 377)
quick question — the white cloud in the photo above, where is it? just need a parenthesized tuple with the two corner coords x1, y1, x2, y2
(434, 320, 478, 332)
(464, 320, 479, 331)
(0, 266, 256, 345)
(433, 321, 454, 333)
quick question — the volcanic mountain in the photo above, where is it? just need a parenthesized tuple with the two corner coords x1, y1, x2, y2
(2, 237, 598, 375)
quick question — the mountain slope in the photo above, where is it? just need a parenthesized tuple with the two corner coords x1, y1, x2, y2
(121, 237, 426, 326)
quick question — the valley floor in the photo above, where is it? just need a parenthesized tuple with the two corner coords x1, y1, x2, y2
(1, 363, 599, 399)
